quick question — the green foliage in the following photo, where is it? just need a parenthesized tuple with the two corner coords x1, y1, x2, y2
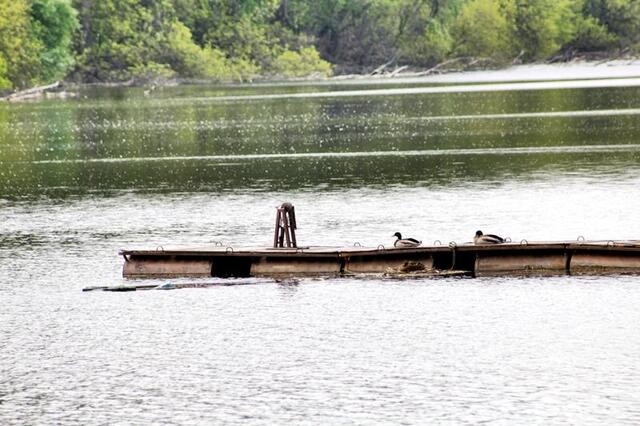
(72, 0, 144, 81)
(569, 15, 617, 51)
(0, 0, 43, 89)
(2, 0, 640, 88)
(30, 0, 79, 81)
(164, 21, 216, 78)
(296, 0, 396, 66)
(582, 0, 640, 45)
(393, 0, 443, 65)
(0, 55, 11, 90)
(398, 20, 453, 65)
(504, 0, 578, 60)
(452, 0, 511, 60)
(204, 14, 272, 67)
(270, 46, 332, 77)
(165, 21, 259, 81)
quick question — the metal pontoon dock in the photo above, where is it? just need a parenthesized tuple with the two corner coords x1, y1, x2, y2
(120, 240, 640, 278)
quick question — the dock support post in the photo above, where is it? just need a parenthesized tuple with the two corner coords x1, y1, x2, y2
(273, 202, 298, 248)
(564, 250, 573, 275)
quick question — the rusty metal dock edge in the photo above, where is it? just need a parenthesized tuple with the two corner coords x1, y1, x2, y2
(120, 241, 640, 278)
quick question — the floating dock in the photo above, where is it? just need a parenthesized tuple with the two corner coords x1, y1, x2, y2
(120, 240, 640, 278)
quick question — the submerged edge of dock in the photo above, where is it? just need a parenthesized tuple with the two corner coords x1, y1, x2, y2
(119, 240, 640, 279)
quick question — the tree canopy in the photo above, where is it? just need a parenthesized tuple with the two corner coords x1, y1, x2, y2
(0, 0, 639, 89)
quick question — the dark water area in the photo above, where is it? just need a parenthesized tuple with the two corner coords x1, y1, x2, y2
(1, 73, 640, 424)
(2, 80, 640, 197)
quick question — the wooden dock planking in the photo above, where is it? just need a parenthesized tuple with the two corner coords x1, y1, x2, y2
(119, 240, 640, 278)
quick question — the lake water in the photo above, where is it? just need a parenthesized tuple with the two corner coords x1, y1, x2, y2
(2, 65, 640, 424)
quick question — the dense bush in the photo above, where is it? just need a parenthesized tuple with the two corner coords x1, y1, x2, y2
(30, 0, 78, 81)
(0, 0, 42, 89)
(452, 0, 511, 60)
(271, 46, 332, 77)
(0, 56, 10, 90)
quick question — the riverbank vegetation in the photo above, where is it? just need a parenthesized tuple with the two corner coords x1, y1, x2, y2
(1, 0, 639, 91)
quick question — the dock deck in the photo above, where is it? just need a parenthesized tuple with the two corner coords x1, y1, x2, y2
(120, 240, 640, 278)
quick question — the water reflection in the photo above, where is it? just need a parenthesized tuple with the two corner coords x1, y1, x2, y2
(3, 85, 640, 163)
(1, 81, 640, 198)
(1, 148, 638, 198)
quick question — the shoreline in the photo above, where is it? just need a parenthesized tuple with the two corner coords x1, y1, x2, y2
(80, 57, 640, 86)
(3, 57, 640, 102)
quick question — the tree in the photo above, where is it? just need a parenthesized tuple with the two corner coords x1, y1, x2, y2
(169, 0, 329, 78)
(73, 0, 148, 81)
(72, 0, 181, 81)
(30, 0, 79, 81)
(568, 15, 617, 51)
(0, 0, 43, 89)
(582, 0, 640, 46)
(452, 0, 511, 60)
(0, 56, 10, 89)
(163, 21, 259, 80)
(503, 0, 578, 60)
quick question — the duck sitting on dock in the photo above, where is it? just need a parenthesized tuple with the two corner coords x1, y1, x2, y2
(474, 230, 505, 244)
(393, 232, 422, 248)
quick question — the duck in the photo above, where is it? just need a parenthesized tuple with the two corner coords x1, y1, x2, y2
(393, 232, 422, 248)
(474, 230, 505, 244)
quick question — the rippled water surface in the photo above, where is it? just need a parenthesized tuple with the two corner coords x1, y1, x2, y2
(2, 69, 640, 424)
